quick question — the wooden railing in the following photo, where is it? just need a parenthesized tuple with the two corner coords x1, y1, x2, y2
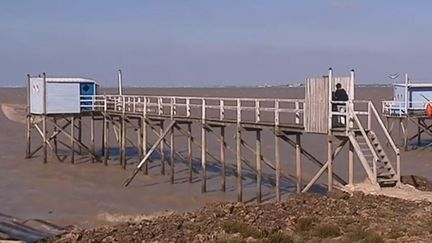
(81, 95, 305, 126)
(331, 100, 400, 183)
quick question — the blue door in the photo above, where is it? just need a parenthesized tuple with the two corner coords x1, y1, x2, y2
(80, 83, 95, 110)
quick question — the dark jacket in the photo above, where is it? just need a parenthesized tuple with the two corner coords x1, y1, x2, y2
(334, 89, 349, 101)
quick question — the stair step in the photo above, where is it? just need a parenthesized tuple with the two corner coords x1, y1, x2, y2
(378, 178, 398, 183)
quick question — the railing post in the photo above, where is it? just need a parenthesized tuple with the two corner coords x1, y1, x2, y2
(202, 99, 206, 121)
(103, 95, 107, 112)
(186, 98, 191, 117)
(122, 96, 125, 114)
(255, 100, 260, 123)
(368, 101, 372, 130)
(220, 100, 225, 120)
(170, 97, 174, 119)
(158, 97, 162, 115)
(142, 97, 147, 116)
(237, 99, 241, 124)
(133, 97, 136, 113)
(274, 99, 279, 126)
(295, 101, 300, 124)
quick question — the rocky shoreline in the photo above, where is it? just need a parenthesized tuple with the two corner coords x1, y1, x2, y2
(54, 189, 432, 243)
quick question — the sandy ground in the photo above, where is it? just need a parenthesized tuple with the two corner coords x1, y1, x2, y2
(1, 87, 432, 229)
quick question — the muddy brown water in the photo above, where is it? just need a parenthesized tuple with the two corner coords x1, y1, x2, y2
(0, 87, 431, 228)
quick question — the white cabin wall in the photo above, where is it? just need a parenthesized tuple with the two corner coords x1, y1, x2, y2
(46, 83, 80, 114)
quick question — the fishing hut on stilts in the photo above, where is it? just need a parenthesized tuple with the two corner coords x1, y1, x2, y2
(382, 74, 432, 150)
(25, 68, 401, 202)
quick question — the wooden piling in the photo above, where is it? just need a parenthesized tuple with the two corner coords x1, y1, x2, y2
(236, 126, 242, 202)
(348, 141, 354, 185)
(327, 136, 333, 192)
(78, 117, 82, 155)
(201, 124, 207, 193)
(138, 118, 143, 161)
(143, 118, 148, 174)
(70, 117, 75, 164)
(42, 115, 47, 163)
(25, 74, 31, 158)
(170, 124, 175, 184)
(275, 133, 280, 201)
(91, 114, 95, 163)
(256, 130, 262, 203)
(53, 117, 58, 156)
(103, 115, 109, 166)
(188, 123, 193, 183)
(295, 134, 302, 193)
(160, 120, 165, 175)
(25, 115, 31, 158)
(121, 115, 126, 169)
(221, 126, 226, 192)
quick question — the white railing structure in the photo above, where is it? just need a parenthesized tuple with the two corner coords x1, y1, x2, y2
(382, 100, 429, 116)
(331, 100, 400, 183)
(81, 94, 305, 126)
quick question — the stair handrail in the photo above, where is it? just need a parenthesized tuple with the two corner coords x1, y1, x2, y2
(368, 101, 401, 183)
(352, 112, 378, 180)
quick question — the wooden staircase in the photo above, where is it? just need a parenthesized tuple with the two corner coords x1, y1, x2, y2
(349, 130, 398, 186)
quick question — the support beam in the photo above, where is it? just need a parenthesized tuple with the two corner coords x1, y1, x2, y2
(236, 126, 242, 202)
(221, 126, 226, 192)
(25, 115, 31, 158)
(295, 134, 302, 193)
(279, 134, 346, 185)
(160, 121, 165, 175)
(170, 124, 175, 184)
(348, 141, 354, 185)
(121, 115, 126, 169)
(123, 121, 176, 187)
(201, 122, 207, 193)
(51, 121, 100, 162)
(302, 139, 348, 192)
(188, 123, 193, 183)
(103, 115, 109, 166)
(275, 133, 281, 201)
(91, 114, 95, 163)
(327, 136, 333, 192)
(70, 117, 75, 164)
(78, 117, 82, 154)
(143, 117, 148, 174)
(53, 117, 58, 156)
(256, 130, 262, 203)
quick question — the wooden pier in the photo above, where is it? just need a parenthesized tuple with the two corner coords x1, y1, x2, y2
(25, 69, 401, 202)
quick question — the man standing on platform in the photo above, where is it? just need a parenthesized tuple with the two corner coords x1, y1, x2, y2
(332, 83, 349, 127)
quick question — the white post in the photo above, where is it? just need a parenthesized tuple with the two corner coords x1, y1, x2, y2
(237, 99, 241, 124)
(328, 68, 333, 132)
(350, 69, 355, 99)
(404, 73, 409, 114)
(295, 101, 300, 124)
(220, 100, 225, 120)
(274, 99, 279, 126)
(118, 69, 123, 95)
(255, 100, 260, 123)
(186, 98, 191, 117)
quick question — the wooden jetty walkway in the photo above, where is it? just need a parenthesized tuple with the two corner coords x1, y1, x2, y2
(25, 69, 401, 202)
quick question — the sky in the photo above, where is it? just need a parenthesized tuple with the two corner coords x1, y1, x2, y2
(0, 0, 431, 87)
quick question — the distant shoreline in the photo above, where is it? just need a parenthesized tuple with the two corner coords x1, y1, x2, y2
(0, 84, 393, 89)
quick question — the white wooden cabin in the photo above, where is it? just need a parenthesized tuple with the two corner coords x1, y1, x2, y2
(29, 76, 98, 115)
